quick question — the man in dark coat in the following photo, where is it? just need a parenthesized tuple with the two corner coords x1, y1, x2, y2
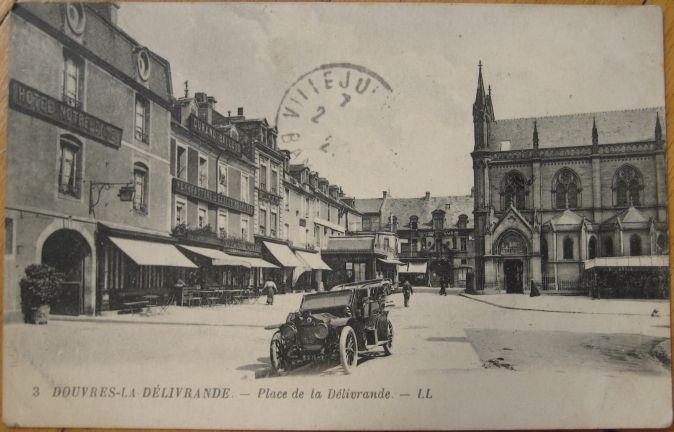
(402, 280, 413, 307)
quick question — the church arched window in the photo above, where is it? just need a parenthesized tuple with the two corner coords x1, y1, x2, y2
(563, 237, 574, 260)
(657, 234, 667, 254)
(588, 236, 597, 259)
(630, 234, 642, 257)
(613, 165, 643, 207)
(501, 171, 527, 211)
(603, 236, 614, 257)
(540, 238, 548, 261)
(552, 168, 581, 209)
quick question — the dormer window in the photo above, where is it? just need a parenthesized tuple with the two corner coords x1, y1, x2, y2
(410, 215, 419, 230)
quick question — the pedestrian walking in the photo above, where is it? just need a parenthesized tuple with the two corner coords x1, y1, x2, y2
(402, 279, 413, 307)
(264, 280, 277, 306)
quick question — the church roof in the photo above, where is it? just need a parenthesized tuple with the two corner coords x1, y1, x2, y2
(488, 107, 665, 151)
(381, 195, 474, 229)
(601, 206, 650, 227)
(545, 209, 585, 226)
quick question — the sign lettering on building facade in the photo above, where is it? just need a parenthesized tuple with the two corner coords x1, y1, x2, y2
(8, 79, 123, 148)
(172, 178, 254, 215)
(188, 114, 241, 156)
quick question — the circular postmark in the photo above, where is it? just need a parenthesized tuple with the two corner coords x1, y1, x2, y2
(275, 63, 394, 169)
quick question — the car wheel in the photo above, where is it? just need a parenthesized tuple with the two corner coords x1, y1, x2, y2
(339, 326, 358, 374)
(270, 331, 288, 374)
(383, 319, 394, 355)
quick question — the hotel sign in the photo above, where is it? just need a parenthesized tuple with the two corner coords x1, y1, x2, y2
(173, 178, 254, 215)
(188, 114, 241, 156)
(8, 79, 122, 148)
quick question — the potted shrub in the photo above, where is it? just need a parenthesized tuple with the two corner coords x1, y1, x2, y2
(20, 264, 63, 324)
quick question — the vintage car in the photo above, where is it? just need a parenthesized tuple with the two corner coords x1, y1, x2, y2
(266, 279, 393, 374)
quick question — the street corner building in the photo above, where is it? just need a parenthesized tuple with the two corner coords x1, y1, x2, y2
(470, 63, 669, 297)
(4, 3, 187, 320)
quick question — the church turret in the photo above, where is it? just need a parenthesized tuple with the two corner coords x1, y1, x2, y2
(655, 112, 663, 148)
(533, 120, 539, 149)
(473, 61, 494, 150)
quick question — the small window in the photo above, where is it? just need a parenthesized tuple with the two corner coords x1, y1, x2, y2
(260, 164, 268, 191)
(4, 218, 13, 256)
(198, 155, 208, 188)
(63, 52, 83, 109)
(133, 162, 148, 213)
(285, 188, 290, 211)
(563, 237, 573, 260)
(270, 212, 278, 238)
(259, 209, 267, 235)
(241, 217, 249, 241)
(198, 205, 208, 228)
(241, 175, 250, 203)
(460, 238, 467, 251)
(217, 210, 228, 238)
(65, 3, 86, 35)
(136, 48, 151, 81)
(58, 138, 82, 198)
(271, 170, 278, 195)
(134, 95, 150, 143)
(176, 145, 187, 181)
(175, 198, 186, 226)
(217, 163, 228, 195)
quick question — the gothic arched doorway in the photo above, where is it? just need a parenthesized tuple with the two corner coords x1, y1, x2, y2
(497, 230, 529, 294)
(41, 229, 91, 315)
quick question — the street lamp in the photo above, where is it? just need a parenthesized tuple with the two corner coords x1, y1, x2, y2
(88, 181, 135, 217)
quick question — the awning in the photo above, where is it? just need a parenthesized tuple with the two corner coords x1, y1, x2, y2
(233, 256, 279, 269)
(399, 262, 427, 274)
(295, 251, 332, 271)
(378, 258, 405, 265)
(110, 237, 197, 268)
(263, 241, 304, 267)
(178, 245, 250, 267)
(584, 255, 669, 270)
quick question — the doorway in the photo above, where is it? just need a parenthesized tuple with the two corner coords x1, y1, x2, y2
(41, 229, 91, 315)
(503, 259, 523, 294)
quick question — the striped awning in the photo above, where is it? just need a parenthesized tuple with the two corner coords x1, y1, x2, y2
(178, 245, 250, 267)
(263, 241, 304, 267)
(295, 251, 332, 271)
(110, 237, 197, 268)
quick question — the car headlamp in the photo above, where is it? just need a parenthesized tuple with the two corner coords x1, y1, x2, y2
(312, 323, 329, 339)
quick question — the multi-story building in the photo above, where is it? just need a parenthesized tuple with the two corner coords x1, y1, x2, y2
(169, 91, 272, 290)
(353, 192, 474, 286)
(471, 63, 668, 295)
(283, 164, 362, 290)
(4, 3, 197, 320)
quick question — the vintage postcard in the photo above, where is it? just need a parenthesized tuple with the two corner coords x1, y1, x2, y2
(2, 2, 671, 429)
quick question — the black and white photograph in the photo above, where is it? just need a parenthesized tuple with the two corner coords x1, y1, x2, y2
(2, 2, 671, 429)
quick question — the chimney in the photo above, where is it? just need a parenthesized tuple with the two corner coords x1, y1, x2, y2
(445, 203, 451, 211)
(425, 191, 431, 200)
(237, 107, 244, 116)
(382, 191, 387, 198)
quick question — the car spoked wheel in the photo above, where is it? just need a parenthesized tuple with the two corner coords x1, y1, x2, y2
(339, 326, 358, 374)
(383, 320, 394, 355)
(270, 332, 288, 375)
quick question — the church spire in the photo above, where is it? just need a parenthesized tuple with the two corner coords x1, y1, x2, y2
(474, 60, 486, 108)
(533, 120, 539, 149)
(592, 117, 598, 147)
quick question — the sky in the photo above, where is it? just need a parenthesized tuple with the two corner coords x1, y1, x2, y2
(118, 3, 665, 199)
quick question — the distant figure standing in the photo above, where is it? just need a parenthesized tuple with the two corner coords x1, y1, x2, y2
(529, 279, 540, 297)
(439, 279, 448, 296)
(402, 280, 413, 307)
(264, 280, 277, 305)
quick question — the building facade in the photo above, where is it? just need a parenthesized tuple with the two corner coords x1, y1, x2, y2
(353, 192, 475, 287)
(5, 3, 187, 320)
(471, 63, 668, 294)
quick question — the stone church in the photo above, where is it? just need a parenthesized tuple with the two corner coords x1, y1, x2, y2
(471, 63, 668, 294)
